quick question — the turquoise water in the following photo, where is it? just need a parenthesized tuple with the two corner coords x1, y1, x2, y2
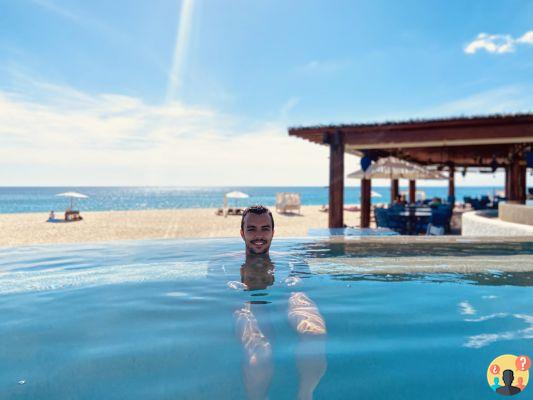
(1, 238, 532, 399)
(0, 186, 505, 213)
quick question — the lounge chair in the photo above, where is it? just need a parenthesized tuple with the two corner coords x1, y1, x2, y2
(276, 192, 301, 214)
(65, 210, 82, 222)
(343, 205, 360, 212)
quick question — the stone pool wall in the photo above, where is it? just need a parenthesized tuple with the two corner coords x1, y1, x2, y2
(462, 209, 533, 236)
(499, 203, 533, 226)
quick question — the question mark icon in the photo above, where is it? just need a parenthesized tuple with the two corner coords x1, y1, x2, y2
(515, 355, 531, 371)
(491, 364, 500, 374)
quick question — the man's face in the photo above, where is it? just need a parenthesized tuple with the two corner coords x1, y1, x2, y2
(241, 212, 274, 255)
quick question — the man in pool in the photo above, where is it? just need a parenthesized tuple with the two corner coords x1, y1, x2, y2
(235, 205, 327, 400)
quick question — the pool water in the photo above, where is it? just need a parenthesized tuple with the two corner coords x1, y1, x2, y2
(1, 238, 532, 399)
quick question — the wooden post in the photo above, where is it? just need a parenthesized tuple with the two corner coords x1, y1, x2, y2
(448, 168, 455, 197)
(505, 165, 511, 199)
(360, 178, 371, 228)
(326, 131, 344, 228)
(508, 159, 526, 204)
(390, 179, 399, 204)
(448, 167, 455, 208)
(408, 180, 416, 204)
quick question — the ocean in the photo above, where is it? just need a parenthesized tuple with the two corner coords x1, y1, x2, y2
(0, 186, 504, 214)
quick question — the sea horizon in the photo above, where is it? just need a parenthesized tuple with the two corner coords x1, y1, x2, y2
(0, 185, 504, 214)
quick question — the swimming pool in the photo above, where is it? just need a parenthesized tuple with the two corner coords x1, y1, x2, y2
(1, 237, 532, 399)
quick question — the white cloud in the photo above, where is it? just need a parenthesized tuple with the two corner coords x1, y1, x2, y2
(517, 31, 533, 44)
(464, 30, 533, 54)
(0, 76, 329, 186)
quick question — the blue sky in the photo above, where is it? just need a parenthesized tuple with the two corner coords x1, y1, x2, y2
(0, 0, 532, 186)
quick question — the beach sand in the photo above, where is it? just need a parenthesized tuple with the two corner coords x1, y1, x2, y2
(0, 206, 363, 248)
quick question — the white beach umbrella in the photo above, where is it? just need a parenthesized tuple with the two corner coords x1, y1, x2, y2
(223, 191, 250, 213)
(347, 157, 447, 180)
(225, 191, 249, 199)
(56, 191, 88, 209)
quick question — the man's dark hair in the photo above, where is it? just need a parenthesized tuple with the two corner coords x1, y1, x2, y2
(241, 205, 274, 230)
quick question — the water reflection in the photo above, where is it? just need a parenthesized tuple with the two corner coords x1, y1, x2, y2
(292, 240, 533, 259)
(329, 272, 533, 287)
(233, 254, 327, 400)
(458, 297, 533, 349)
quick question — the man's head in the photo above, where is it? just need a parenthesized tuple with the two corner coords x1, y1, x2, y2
(240, 205, 274, 255)
(502, 369, 514, 386)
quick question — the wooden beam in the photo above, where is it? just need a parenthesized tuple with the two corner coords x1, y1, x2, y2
(328, 132, 344, 228)
(396, 145, 514, 166)
(342, 126, 533, 149)
(390, 179, 399, 204)
(289, 116, 533, 148)
(409, 180, 416, 204)
(360, 179, 371, 228)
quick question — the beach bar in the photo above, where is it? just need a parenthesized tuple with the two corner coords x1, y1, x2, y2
(289, 114, 533, 228)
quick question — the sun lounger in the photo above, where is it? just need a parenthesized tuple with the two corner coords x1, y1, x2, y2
(276, 192, 301, 214)
(343, 205, 360, 212)
(65, 210, 82, 222)
(227, 208, 243, 216)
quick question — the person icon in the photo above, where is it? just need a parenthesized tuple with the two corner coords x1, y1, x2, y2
(491, 377, 501, 391)
(496, 369, 521, 396)
(516, 377, 525, 392)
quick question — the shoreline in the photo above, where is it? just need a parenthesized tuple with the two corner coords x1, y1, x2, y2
(0, 206, 360, 248)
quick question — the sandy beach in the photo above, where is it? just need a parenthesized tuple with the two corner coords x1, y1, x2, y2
(0, 206, 364, 248)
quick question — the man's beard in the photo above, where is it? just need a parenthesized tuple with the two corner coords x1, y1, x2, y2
(247, 239, 270, 254)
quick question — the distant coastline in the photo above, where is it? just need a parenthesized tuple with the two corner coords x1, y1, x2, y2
(0, 186, 504, 214)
